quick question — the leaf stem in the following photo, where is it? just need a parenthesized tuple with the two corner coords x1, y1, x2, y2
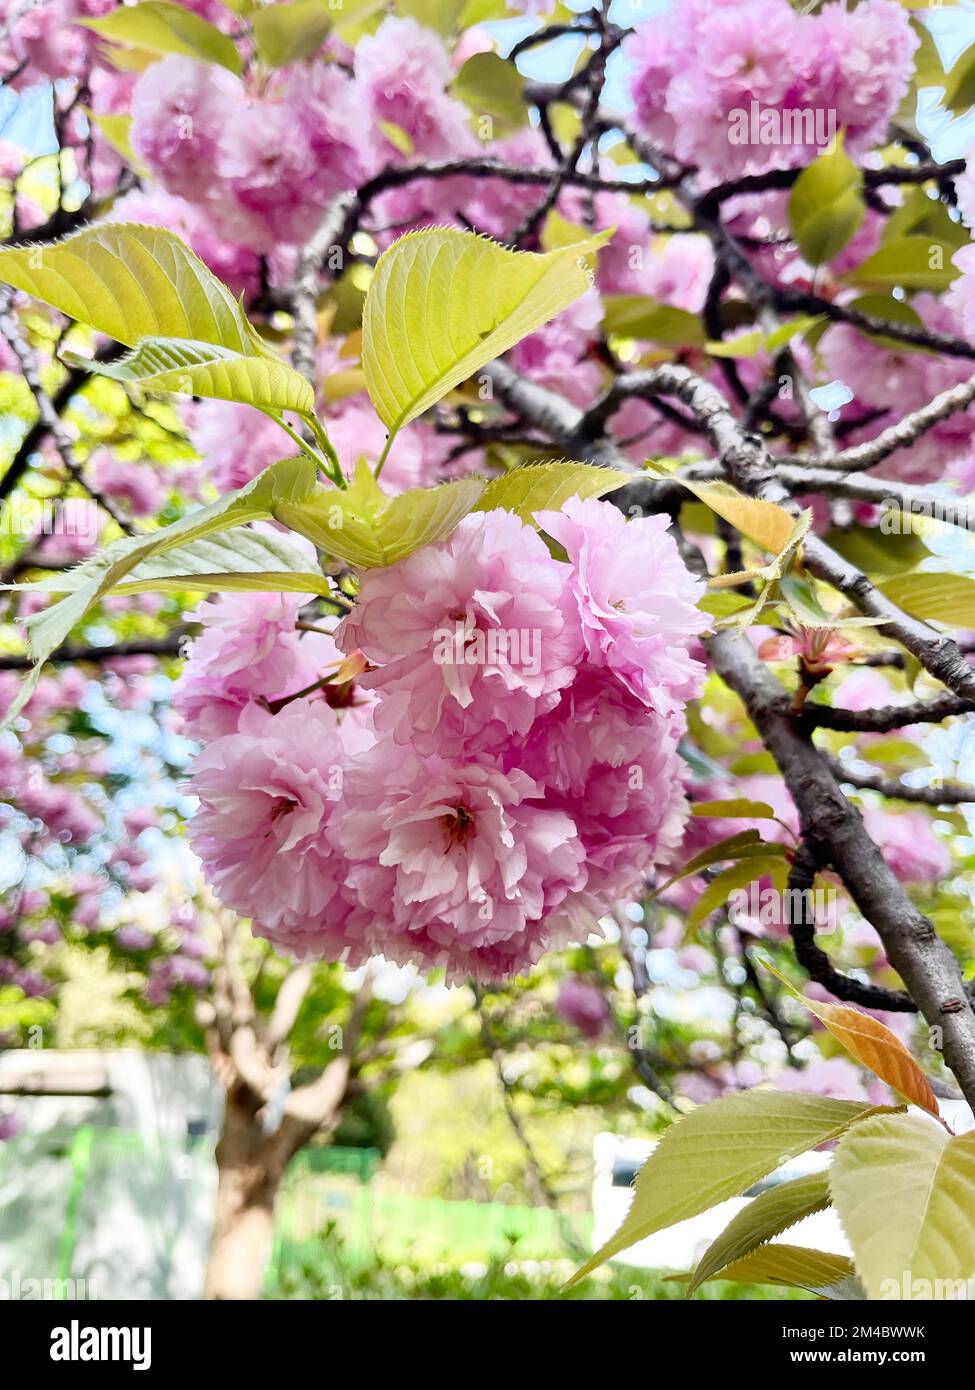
(261, 410, 328, 468)
(374, 428, 397, 481)
(303, 412, 346, 487)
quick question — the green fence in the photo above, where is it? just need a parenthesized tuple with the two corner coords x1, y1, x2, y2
(0, 1127, 591, 1298)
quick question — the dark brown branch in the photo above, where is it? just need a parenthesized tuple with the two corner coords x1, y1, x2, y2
(800, 691, 975, 734)
(786, 841, 915, 1013)
(696, 158, 966, 214)
(0, 631, 190, 670)
(825, 754, 975, 806)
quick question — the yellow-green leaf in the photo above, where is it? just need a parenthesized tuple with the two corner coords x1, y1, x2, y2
(62, 337, 313, 413)
(252, 0, 332, 67)
(603, 295, 707, 347)
(684, 856, 786, 939)
(691, 799, 776, 820)
(452, 52, 527, 136)
(277, 476, 486, 569)
(376, 119, 414, 156)
(883, 185, 969, 252)
(690, 1243, 858, 1296)
(2, 457, 316, 726)
(362, 226, 609, 434)
(375, 477, 487, 565)
(395, 0, 466, 35)
(689, 1172, 833, 1293)
(830, 1112, 975, 1299)
(787, 136, 865, 266)
(82, 110, 145, 173)
(844, 236, 959, 292)
(650, 829, 786, 901)
(943, 39, 975, 113)
(108, 526, 331, 596)
(80, 1, 242, 73)
(540, 210, 594, 252)
(0, 223, 267, 357)
(879, 571, 975, 628)
(566, 1090, 884, 1287)
(706, 331, 764, 359)
(764, 315, 826, 352)
(476, 461, 631, 526)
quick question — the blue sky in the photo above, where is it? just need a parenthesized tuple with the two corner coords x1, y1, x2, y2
(4, 1, 975, 158)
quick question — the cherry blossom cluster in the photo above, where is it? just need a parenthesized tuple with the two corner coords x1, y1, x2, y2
(626, 0, 918, 183)
(181, 500, 707, 981)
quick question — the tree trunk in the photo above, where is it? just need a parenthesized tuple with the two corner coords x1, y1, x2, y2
(204, 1092, 284, 1301)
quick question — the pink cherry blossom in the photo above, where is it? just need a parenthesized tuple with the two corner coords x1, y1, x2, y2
(131, 56, 242, 205)
(555, 975, 608, 1038)
(355, 17, 478, 163)
(535, 497, 707, 715)
(174, 591, 332, 740)
(333, 747, 587, 981)
(188, 703, 361, 950)
(336, 509, 582, 751)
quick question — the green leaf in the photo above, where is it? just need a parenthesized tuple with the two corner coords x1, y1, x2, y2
(476, 461, 631, 526)
(376, 120, 414, 156)
(2, 457, 316, 727)
(825, 522, 930, 577)
(362, 227, 610, 434)
(844, 236, 959, 292)
(82, 110, 145, 173)
(764, 315, 827, 353)
(883, 186, 969, 252)
(787, 137, 865, 266)
(252, 0, 332, 67)
(79, 1, 242, 74)
(452, 52, 527, 136)
(689, 1243, 859, 1297)
(943, 40, 975, 113)
(706, 331, 764, 358)
(684, 856, 786, 937)
(565, 1091, 888, 1287)
(277, 475, 486, 570)
(688, 1172, 833, 1293)
(830, 1112, 975, 1299)
(879, 571, 975, 628)
(650, 829, 787, 901)
(602, 296, 707, 347)
(106, 526, 331, 596)
(691, 799, 776, 820)
(62, 336, 313, 414)
(395, 0, 467, 35)
(0, 223, 268, 357)
(779, 575, 832, 626)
